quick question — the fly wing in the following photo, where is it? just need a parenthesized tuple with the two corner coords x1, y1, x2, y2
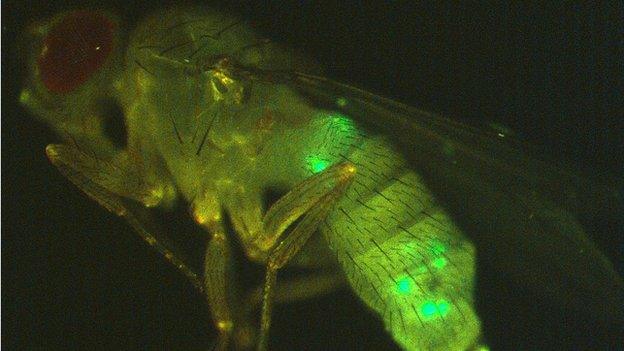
(282, 73, 624, 325)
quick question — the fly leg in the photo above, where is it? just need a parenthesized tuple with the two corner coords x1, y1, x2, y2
(204, 269, 344, 351)
(233, 269, 345, 349)
(45, 143, 203, 290)
(253, 162, 356, 351)
(203, 219, 254, 351)
(48, 142, 245, 348)
(245, 269, 346, 309)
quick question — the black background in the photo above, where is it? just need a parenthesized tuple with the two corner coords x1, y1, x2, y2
(3, 1, 623, 350)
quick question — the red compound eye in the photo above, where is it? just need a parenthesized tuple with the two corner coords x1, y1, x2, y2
(37, 11, 115, 94)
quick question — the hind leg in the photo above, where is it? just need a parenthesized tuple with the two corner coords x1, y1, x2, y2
(252, 162, 356, 351)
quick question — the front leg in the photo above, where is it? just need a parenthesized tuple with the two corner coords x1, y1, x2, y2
(49, 142, 253, 349)
(46, 143, 202, 290)
(254, 162, 356, 351)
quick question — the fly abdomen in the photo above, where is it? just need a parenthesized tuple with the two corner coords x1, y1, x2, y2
(322, 135, 481, 351)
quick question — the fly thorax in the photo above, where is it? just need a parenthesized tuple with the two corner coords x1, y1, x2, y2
(207, 64, 250, 105)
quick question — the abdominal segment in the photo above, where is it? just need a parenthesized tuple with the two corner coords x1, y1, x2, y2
(321, 133, 481, 351)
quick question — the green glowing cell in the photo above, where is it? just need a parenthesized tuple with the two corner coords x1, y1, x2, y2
(305, 155, 329, 174)
(432, 256, 447, 269)
(438, 300, 450, 315)
(420, 299, 451, 320)
(421, 301, 437, 317)
(396, 277, 413, 294)
(430, 241, 447, 255)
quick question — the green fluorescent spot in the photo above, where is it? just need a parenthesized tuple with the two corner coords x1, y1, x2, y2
(421, 302, 437, 317)
(420, 299, 451, 320)
(306, 155, 329, 174)
(430, 241, 447, 255)
(438, 300, 450, 315)
(432, 256, 447, 269)
(336, 97, 348, 107)
(396, 277, 412, 294)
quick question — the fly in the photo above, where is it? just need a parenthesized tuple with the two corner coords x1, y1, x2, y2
(19, 6, 623, 351)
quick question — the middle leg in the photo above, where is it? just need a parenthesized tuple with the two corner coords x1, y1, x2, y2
(203, 220, 257, 351)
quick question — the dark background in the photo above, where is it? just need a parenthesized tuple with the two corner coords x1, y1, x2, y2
(3, 1, 623, 350)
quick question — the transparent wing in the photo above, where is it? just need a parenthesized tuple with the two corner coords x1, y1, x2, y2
(251, 71, 624, 323)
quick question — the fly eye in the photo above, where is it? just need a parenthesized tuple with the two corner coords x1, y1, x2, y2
(98, 98, 127, 148)
(37, 10, 115, 94)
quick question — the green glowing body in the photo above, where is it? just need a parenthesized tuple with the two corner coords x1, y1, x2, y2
(122, 9, 481, 349)
(20, 5, 624, 351)
(321, 133, 480, 350)
(21, 6, 492, 350)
